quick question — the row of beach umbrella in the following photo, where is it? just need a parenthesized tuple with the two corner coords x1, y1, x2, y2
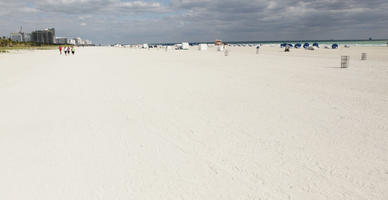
(280, 43, 339, 49)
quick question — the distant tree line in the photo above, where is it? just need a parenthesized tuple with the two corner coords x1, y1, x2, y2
(0, 36, 53, 47)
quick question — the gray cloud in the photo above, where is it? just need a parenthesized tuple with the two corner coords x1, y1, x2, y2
(1, 0, 387, 44)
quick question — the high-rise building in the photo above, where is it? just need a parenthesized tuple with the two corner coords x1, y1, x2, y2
(10, 32, 23, 42)
(74, 37, 84, 45)
(31, 28, 56, 44)
(23, 33, 31, 42)
(10, 27, 33, 42)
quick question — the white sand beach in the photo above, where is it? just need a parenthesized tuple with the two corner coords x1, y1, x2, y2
(1, 46, 388, 199)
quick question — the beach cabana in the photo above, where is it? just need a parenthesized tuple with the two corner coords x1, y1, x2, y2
(199, 44, 208, 51)
(142, 43, 148, 49)
(313, 42, 319, 48)
(294, 43, 302, 48)
(175, 44, 182, 50)
(181, 42, 190, 50)
(287, 44, 293, 48)
(303, 43, 310, 48)
(332, 44, 339, 49)
(280, 43, 287, 48)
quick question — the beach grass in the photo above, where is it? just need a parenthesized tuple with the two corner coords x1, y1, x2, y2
(0, 38, 58, 53)
(0, 45, 58, 53)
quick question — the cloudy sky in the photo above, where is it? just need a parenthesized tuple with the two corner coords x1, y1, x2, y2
(1, 0, 388, 44)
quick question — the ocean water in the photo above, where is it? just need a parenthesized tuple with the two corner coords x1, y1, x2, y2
(154, 40, 388, 47)
(224, 40, 388, 47)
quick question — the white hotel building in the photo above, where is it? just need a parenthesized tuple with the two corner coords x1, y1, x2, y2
(56, 37, 92, 45)
(55, 37, 76, 45)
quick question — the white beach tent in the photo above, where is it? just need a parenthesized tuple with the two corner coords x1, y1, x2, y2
(142, 43, 149, 49)
(175, 44, 182, 50)
(199, 44, 208, 51)
(181, 42, 190, 50)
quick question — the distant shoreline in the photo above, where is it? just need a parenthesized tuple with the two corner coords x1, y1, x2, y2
(147, 39, 388, 46)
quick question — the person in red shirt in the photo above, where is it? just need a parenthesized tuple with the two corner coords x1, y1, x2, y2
(59, 46, 63, 55)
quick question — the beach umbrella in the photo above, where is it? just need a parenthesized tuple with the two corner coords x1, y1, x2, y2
(332, 44, 339, 49)
(287, 44, 293, 48)
(313, 42, 319, 48)
(280, 43, 287, 48)
(294, 43, 302, 48)
(303, 43, 310, 48)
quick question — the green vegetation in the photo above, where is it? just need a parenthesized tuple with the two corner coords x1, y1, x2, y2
(0, 37, 58, 53)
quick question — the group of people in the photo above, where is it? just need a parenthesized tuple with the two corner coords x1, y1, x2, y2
(58, 46, 75, 55)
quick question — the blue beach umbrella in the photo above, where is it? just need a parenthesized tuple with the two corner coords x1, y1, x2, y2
(332, 44, 339, 49)
(303, 43, 310, 48)
(313, 42, 319, 48)
(294, 43, 302, 48)
(280, 43, 287, 48)
(287, 44, 293, 48)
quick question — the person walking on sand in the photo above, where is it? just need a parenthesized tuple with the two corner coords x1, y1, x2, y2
(59, 45, 63, 55)
(285, 45, 290, 52)
(71, 46, 75, 55)
(66, 46, 70, 55)
(64, 46, 68, 56)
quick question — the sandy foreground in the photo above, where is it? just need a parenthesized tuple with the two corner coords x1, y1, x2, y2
(0, 46, 387, 199)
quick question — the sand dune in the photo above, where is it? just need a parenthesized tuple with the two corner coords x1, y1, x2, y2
(1, 46, 387, 199)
